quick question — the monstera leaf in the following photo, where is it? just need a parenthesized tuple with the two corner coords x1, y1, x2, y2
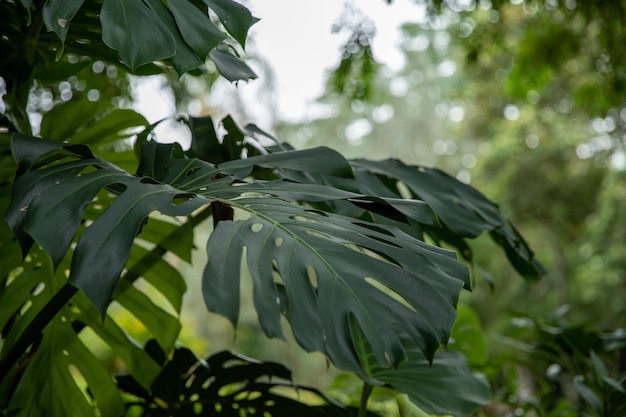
(118, 344, 377, 416)
(5, 133, 468, 378)
(7, 0, 258, 78)
(4, 121, 542, 415)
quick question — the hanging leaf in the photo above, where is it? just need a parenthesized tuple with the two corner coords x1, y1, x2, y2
(350, 159, 545, 279)
(210, 48, 257, 82)
(42, 0, 86, 45)
(166, 0, 226, 59)
(100, 0, 176, 70)
(143, 0, 205, 75)
(204, 0, 259, 48)
(356, 330, 491, 417)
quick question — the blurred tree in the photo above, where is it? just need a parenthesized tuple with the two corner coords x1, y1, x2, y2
(275, 2, 626, 379)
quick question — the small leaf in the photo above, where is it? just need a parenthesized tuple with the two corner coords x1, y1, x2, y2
(573, 375, 602, 415)
(210, 48, 257, 82)
(204, 0, 259, 48)
(42, 0, 85, 44)
(101, 0, 176, 71)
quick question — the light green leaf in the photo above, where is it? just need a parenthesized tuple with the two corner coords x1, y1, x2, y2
(450, 304, 488, 367)
(3, 257, 124, 417)
(100, 0, 176, 71)
(396, 394, 431, 417)
(126, 245, 187, 313)
(71, 295, 162, 390)
(113, 279, 181, 351)
(166, 0, 226, 59)
(204, 0, 259, 48)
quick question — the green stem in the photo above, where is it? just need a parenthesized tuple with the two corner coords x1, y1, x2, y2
(358, 382, 374, 417)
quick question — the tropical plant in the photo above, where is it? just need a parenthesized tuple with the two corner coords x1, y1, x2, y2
(1, 1, 544, 416)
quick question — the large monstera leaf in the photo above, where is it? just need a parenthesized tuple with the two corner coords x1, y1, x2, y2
(5, 133, 467, 377)
(267, 144, 544, 282)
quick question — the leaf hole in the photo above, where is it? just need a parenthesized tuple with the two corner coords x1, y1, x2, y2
(62, 349, 70, 356)
(202, 376, 215, 390)
(307, 266, 318, 289)
(171, 193, 195, 205)
(139, 177, 159, 185)
(251, 223, 264, 233)
(364, 277, 417, 313)
(106, 183, 128, 195)
(395, 180, 412, 199)
(31, 282, 45, 296)
(247, 391, 262, 401)
(274, 237, 284, 247)
(19, 300, 33, 315)
(67, 364, 91, 401)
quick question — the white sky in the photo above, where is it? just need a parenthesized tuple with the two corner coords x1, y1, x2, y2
(134, 0, 424, 126)
(246, 0, 425, 121)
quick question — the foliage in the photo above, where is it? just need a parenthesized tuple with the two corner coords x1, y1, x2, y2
(492, 309, 626, 416)
(0, 1, 548, 417)
(280, 0, 626, 415)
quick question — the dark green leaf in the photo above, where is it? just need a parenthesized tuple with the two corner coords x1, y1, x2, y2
(209, 48, 257, 82)
(361, 333, 491, 417)
(7, 316, 124, 417)
(143, 0, 204, 75)
(203, 197, 466, 373)
(42, 0, 85, 45)
(186, 115, 228, 163)
(351, 159, 545, 280)
(39, 100, 108, 142)
(100, 0, 176, 71)
(7, 136, 208, 313)
(218, 146, 355, 179)
(166, 0, 226, 59)
(204, 0, 259, 48)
